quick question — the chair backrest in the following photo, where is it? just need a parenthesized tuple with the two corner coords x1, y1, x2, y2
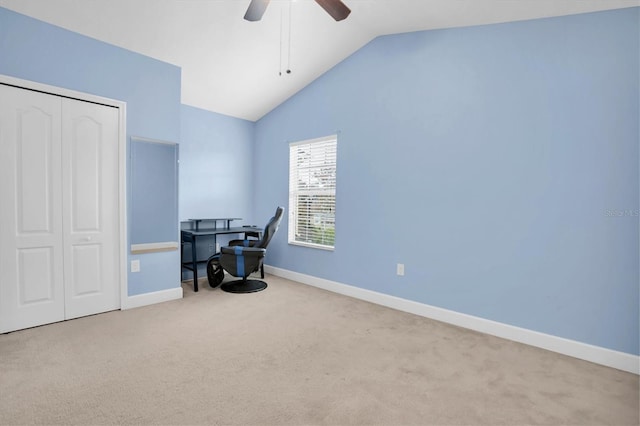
(255, 206, 284, 249)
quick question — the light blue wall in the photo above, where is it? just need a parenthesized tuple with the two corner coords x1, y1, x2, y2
(180, 105, 256, 279)
(130, 140, 179, 245)
(254, 8, 640, 355)
(0, 7, 182, 296)
(180, 105, 255, 221)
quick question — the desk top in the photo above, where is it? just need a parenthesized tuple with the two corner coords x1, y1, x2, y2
(185, 218, 242, 222)
(182, 217, 243, 231)
(181, 226, 261, 237)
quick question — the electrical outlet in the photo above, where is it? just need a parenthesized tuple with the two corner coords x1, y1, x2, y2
(208, 244, 214, 253)
(397, 263, 405, 276)
(131, 259, 141, 273)
(216, 243, 220, 252)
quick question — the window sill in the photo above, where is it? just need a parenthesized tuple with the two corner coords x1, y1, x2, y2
(288, 241, 334, 251)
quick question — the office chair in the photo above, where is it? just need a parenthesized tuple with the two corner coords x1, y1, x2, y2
(227, 206, 284, 278)
(206, 206, 284, 293)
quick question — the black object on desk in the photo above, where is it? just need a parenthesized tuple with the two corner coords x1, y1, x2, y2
(181, 219, 262, 292)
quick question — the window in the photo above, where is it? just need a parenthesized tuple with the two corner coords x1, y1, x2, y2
(288, 135, 337, 250)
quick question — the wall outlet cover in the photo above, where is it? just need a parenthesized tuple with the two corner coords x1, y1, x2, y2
(131, 259, 141, 272)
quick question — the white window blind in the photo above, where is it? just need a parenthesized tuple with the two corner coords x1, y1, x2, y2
(288, 135, 337, 250)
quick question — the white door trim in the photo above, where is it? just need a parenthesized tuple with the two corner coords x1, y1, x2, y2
(0, 74, 128, 312)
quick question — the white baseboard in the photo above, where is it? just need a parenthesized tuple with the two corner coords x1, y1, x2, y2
(122, 286, 183, 310)
(264, 265, 639, 375)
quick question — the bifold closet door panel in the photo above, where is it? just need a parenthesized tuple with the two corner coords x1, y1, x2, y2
(1, 84, 121, 333)
(0, 85, 66, 333)
(61, 99, 120, 320)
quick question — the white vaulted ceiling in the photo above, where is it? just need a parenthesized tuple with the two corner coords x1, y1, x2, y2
(1, 0, 637, 121)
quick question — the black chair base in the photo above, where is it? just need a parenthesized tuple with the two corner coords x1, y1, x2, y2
(220, 279, 268, 294)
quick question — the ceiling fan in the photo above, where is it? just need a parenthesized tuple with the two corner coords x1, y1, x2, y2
(244, 0, 351, 22)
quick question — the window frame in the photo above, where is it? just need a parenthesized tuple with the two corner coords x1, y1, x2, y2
(288, 134, 338, 251)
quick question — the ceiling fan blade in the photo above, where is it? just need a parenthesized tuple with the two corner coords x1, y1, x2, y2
(314, 0, 351, 21)
(244, 0, 270, 22)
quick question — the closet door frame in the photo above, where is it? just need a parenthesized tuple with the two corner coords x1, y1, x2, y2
(0, 74, 128, 311)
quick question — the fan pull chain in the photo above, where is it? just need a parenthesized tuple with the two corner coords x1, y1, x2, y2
(279, 7, 284, 76)
(286, 0, 292, 74)
(278, 1, 292, 76)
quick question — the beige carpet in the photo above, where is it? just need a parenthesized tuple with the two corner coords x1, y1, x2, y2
(0, 274, 638, 425)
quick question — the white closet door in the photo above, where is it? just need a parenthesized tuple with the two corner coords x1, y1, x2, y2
(0, 85, 65, 333)
(62, 99, 120, 320)
(1, 84, 122, 333)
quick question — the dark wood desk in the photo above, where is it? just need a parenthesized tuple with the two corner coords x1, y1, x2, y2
(181, 225, 262, 292)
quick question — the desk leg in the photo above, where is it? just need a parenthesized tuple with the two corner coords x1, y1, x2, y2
(191, 235, 199, 292)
